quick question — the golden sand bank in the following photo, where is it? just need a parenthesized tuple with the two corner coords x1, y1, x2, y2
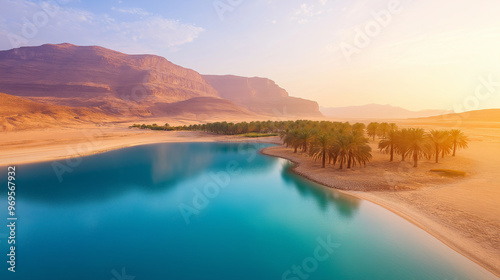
(262, 138, 500, 278)
(1, 125, 498, 277)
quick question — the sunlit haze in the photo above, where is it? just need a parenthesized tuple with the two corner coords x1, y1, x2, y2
(1, 0, 499, 111)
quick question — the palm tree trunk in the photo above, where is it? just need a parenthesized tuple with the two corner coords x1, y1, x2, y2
(413, 152, 418, 167)
(453, 142, 457, 156)
(347, 155, 352, 169)
(294, 146, 298, 153)
(390, 144, 394, 161)
(435, 144, 439, 163)
(322, 150, 326, 168)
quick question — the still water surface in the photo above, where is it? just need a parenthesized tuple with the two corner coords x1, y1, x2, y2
(0, 142, 497, 279)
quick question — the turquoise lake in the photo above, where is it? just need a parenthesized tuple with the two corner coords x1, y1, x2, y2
(0, 142, 497, 280)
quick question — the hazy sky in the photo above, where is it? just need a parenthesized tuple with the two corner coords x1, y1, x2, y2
(1, 0, 500, 111)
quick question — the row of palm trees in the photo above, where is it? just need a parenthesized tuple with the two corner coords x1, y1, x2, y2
(155, 120, 372, 169)
(279, 121, 469, 169)
(133, 120, 297, 134)
(133, 119, 469, 169)
(280, 121, 372, 169)
(369, 122, 469, 167)
(366, 122, 398, 141)
(175, 121, 291, 135)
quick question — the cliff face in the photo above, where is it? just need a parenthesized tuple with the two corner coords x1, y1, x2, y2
(0, 43, 323, 121)
(0, 43, 218, 105)
(203, 75, 322, 117)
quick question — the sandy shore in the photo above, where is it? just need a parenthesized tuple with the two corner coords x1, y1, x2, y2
(1, 125, 498, 277)
(262, 138, 500, 278)
(0, 126, 280, 166)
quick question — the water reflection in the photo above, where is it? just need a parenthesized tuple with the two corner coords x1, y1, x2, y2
(4, 143, 274, 204)
(0, 142, 494, 280)
(280, 161, 361, 218)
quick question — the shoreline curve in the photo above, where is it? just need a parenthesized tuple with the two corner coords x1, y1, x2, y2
(260, 145, 500, 279)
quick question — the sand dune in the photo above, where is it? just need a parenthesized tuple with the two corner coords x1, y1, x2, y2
(0, 93, 115, 131)
(410, 109, 500, 125)
(321, 104, 450, 120)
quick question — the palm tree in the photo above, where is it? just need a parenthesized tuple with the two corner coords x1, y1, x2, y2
(175, 121, 469, 171)
(335, 134, 350, 169)
(449, 129, 469, 156)
(283, 130, 301, 153)
(348, 132, 372, 168)
(379, 129, 399, 161)
(298, 129, 314, 153)
(407, 128, 431, 167)
(352, 123, 366, 134)
(427, 130, 449, 163)
(310, 133, 332, 168)
(441, 132, 453, 158)
(327, 143, 340, 166)
(353, 142, 372, 167)
(335, 132, 371, 169)
(279, 128, 290, 141)
(388, 123, 398, 131)
(366, 122, 379, 141)
(377, 122, 391, 139)
(395, 129, 411, 161)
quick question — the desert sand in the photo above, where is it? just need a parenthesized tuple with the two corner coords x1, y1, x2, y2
(262, 123, 500, 278)
(0, 125, 281, 166)
(0, 123, 498, 278)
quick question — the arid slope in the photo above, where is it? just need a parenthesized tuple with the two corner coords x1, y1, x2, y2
(0, 92, 114, 131)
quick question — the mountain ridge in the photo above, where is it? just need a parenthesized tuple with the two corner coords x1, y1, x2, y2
(0, 43, 322, 121)
(203, 74, 323, 117)
(0, 43, 219, 104)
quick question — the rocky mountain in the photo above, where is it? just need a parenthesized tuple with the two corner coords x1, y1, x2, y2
(150, 97, 258, 119)
(203, 75, 322, 117)
(0, 43, 323, 125)
(0, 43, 220, 116)
(320, 104, 451, 120)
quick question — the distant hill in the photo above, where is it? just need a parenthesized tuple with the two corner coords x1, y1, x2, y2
(320, 104, 450, 120)
(0, 92, 114, 131)
(203, 75, 323, 117)
(414, 109, 500, 122)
